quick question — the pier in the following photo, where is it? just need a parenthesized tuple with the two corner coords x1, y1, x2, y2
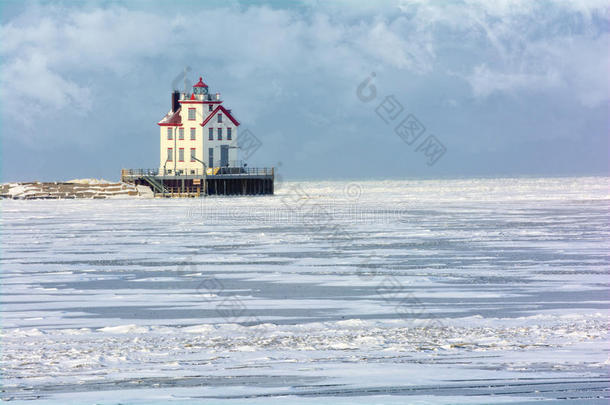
(121, 167, 274, 197)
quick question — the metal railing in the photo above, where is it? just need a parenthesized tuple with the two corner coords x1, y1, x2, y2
(122, 168, 159, 177)
(122, 166, 274, 178)
(242, 167, 274, 176)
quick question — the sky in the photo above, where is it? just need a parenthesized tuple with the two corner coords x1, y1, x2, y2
(0, 0, 608, 181)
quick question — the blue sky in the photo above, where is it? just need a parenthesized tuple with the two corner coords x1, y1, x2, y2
(1, 0, 608, 181)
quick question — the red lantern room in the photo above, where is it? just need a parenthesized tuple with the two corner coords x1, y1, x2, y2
(193, 77, 208, 95)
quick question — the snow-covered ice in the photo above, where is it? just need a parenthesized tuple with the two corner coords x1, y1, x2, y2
(0, 177, 608, 403)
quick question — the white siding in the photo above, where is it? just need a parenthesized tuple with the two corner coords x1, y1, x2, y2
(159, 100, 238, 173)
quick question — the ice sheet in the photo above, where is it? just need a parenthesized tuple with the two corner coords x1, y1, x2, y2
(1, 177, 608, 403)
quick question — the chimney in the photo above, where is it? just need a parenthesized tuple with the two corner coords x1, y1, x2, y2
(171, 90, 180, 113)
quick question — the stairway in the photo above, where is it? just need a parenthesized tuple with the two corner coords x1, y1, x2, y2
(142, 175, 168, 194)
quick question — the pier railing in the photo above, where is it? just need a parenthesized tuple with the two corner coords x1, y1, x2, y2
(121, 168, 159, 177)
(241, 167, 274, 176)
(121, 167, 274, 180)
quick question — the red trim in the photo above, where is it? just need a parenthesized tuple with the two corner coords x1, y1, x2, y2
(179, 100, 222, 105)
(180, 100, 223, 105)
(199, 105, 240, 127)
(178, 147, 184, 162)
(188, 108, 196, 120)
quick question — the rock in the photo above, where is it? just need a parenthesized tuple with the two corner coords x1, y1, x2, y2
(0, 180, 153, 199)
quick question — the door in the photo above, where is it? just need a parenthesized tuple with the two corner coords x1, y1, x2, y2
(220, 145, 229, 167)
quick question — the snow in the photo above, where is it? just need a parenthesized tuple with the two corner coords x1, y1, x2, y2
(98, 324, 151, 334)
(0, 177, 608, 403)
(66, 178, 113, 184)
(136, 184, 155, 198)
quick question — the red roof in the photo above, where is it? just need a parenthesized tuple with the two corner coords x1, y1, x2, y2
(193, 77, 208, 88)
(157, 108, 182, 126)
(200, 105, 240, 127)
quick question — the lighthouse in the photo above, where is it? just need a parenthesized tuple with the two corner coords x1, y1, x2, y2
(158, 76, 240, 175)
(121, 73, 273, 196)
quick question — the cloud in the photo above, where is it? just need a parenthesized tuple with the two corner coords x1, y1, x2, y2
(393, 1, 609, 106)
(0, 53, 92, 125)
(464, 31, 609, 105)
(0, 0, 607, 153)
(467, 64, 561, 98)
(0, 6, 168, 120)
(1, 3, 431, 138)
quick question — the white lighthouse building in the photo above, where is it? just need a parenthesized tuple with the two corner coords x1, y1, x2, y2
(158, 76, 240, 175)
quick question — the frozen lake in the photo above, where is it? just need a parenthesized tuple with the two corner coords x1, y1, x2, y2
(1, 177, 609, 404)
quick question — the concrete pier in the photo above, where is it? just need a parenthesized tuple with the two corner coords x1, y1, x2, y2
(121, 168, 274, 197)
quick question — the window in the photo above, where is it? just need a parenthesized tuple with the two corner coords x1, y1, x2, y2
(179, 128, 184, 140)
(217, 128, 222, 140)
(208, 148, 214, 167)
(188, 108, 196, 120)
(190, 128, 196, 140)
(178, 148, 184, 162)
(208, 128, 213, 140)
(227, 127, 232, 140)
(217, 113, 222, 123)
(209, 104, 213, 112)
(167, 148, 173, 162)
(190, 148, 196, 162)
(167, 128, 173, 140)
